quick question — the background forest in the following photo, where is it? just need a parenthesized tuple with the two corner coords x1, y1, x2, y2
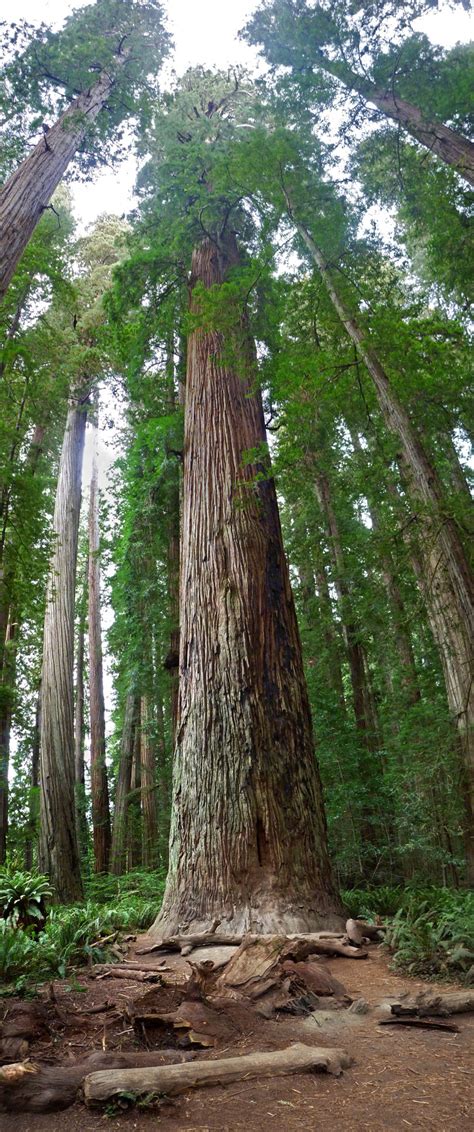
(0, 0, 473, 988)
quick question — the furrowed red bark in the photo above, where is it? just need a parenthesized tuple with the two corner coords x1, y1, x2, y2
(88, 413, 111, 873)
(0, 53, 127, 302)
(152, 233, 341, 938)
(39, 396, 87, 902)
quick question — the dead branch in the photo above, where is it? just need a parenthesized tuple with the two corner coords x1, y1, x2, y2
(379, 1017, 459, 1032)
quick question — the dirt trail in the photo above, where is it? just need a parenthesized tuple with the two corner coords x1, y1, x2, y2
(0, 948, 472, 1131)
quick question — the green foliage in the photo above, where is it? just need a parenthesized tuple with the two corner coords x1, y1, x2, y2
(343, 886, 474, 980)
(0, 869, 165, 992)
(0, 869, 51, 929)
(0, 1, 171, 179)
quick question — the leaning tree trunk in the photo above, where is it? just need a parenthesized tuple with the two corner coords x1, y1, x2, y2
(88, 413, 111, 874)
(39, 396, 87, 902)
(0, 52, 127, 302)
(365, 85, 474, 186)
(151, 234, 341, 939)
(288, 210, 474, 876)
(312, 54, 474, 185)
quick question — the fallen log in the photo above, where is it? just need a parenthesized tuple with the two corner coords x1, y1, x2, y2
(84, 1041, 353, 1105)
(388, 990, 474, 1017)
(379, 1017, 459, 1033)
(137, 933, 245, 954)
(137, 930, 348, 956)
(282, 937, 367, 961)
(0, 1050, 196, 1113)
(91, 966, 164, 982)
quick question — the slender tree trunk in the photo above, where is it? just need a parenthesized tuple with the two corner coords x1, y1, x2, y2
(39, 397, 87, 902)
(166, 486, 180, 741)
(313, 466, 375, 746)
(165, 346, 183, 742)
(155, 684, 170, 866)
(74, 566, 88, 860)
(0, 53, 127, 301)
(24, 687, 41, 871)
(152, 234, 340, 939)
(110, 691, 138, 876)
(0, 617, 15, 864)
(350, 428, 420, 707)
(88, 413, 111, 873)
(128, 722, 142, 870)
(140, 695, 158, 869)
(288, 209, 474, 877)
(313, 55, 474, 185)
(407, 518, 474, 884)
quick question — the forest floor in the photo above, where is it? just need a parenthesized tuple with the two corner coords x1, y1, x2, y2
(0, 941, 472, 1132)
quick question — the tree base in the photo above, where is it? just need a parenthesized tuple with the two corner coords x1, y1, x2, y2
(150, 893, 345, 939)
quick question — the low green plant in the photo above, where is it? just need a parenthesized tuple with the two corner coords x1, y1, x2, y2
(0, 869, 165, 992)
(342, 885, 474, 982)
(0, 869, 52, 929)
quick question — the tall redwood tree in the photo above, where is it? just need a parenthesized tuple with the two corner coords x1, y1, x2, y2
(152, 232, 341, 938)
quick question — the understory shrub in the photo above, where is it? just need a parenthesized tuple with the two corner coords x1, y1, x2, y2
(342, 885, 474, 982)
(0, 868, 165, 992)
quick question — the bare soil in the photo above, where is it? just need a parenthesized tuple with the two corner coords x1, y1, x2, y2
(0, 943, 472, 1132)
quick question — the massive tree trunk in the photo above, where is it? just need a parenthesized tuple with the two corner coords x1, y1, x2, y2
(289, 212, 474, 878)
(88, 414, 111, 873)
(110, 691, 138, 876)
(152, 234, 341, 939)
(39, 396, 87, 902)
(0, 53, 127, 301)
